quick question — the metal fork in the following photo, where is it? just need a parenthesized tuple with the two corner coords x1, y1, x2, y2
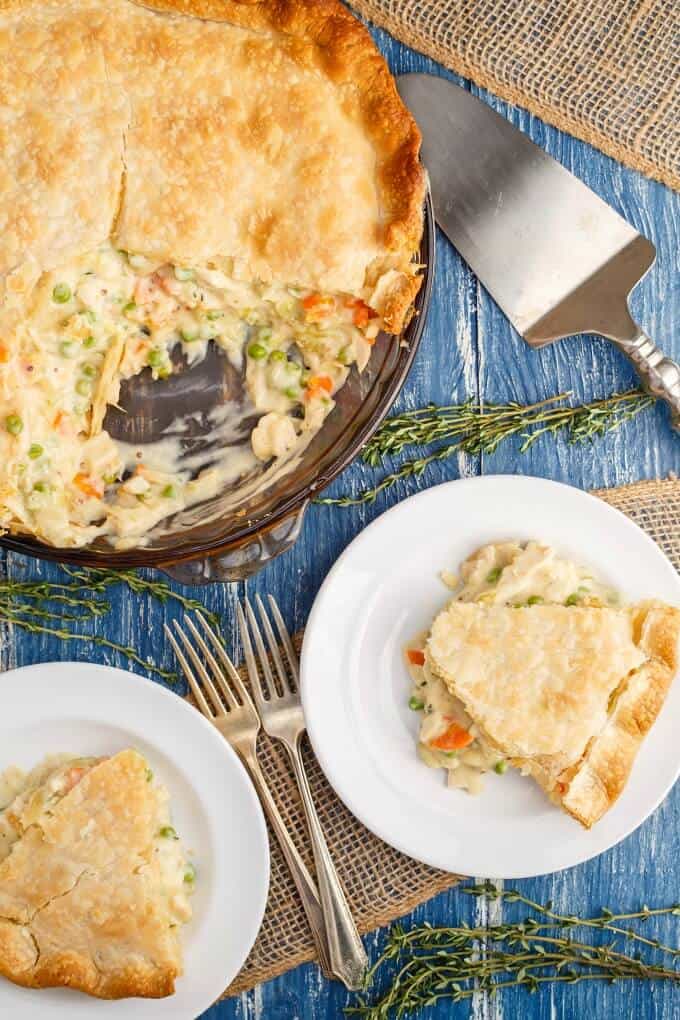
(238, 595, 368, 991)
(163, 613, 333, 979)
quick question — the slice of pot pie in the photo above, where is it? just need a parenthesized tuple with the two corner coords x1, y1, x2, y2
(407, 541, 680, 827)
(0, 0, 425, 549)
(0, 749, 193, 999)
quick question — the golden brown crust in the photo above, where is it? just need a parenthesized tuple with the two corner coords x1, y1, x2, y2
(0, 0, 425, 331)
(557, 602, 680, 827)
(560, 656, 674, 828)
(0, 750, 183, 999)
(429, 599, 680, 829)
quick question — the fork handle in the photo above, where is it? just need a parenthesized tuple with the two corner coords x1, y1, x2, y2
(285, 739, 368, 990)
(243, 754, 334, 978)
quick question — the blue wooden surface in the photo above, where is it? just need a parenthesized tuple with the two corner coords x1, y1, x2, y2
(2, 22, 679, 1020)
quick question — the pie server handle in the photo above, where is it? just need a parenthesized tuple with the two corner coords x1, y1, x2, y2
(609, 328, 680, 430)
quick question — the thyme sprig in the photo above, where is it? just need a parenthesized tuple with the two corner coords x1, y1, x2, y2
(347, 883, 680, 1018)
(63, 568, 221, 630)
(318, 389, 652, 507)
(0, 567, 220, 682)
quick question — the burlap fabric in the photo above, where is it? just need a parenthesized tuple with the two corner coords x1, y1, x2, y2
(348, 0, 679, 191)
(224, 477, 680, 995)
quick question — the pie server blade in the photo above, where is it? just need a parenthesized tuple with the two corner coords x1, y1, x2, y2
(396, 73, 680, 430)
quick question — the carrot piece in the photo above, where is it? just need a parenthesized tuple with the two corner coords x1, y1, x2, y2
(305, 375, 334, 400)
(430, 721, 474, 751)
(0, 342, 9, 363)
(407, 649, 425, 666)
(302, 293, 335, 321)
(73, 473, 103, 499)
(308, 375, 332, 392)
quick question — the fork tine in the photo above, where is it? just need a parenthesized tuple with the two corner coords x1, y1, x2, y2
(255, 594, 294, 695)
(236, 602, 270, 711)
(195, 609, 258, 714)
(267, 594, 300, 686)
(183, 616, 237, 710)
(172, 621, 226, 716)
(244, 597, 280, 698)
(164, 623, 214, 719)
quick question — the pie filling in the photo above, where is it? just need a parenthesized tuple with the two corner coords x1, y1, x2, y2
(0, 244, 383, 548)
(407, 541, 621, 794)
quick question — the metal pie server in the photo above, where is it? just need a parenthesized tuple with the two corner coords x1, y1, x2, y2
(397, 73, 680, 430)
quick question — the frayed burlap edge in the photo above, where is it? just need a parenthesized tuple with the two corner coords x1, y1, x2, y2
(349, 0, 679, 191)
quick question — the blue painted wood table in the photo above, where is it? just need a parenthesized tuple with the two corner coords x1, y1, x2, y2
(2, 24, 679, 1020)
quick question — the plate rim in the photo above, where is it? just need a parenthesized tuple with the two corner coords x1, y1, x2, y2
(300, 474, 680, 878)
(0, 659, 270, 1017)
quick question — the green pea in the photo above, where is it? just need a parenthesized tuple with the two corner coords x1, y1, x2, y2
(83, 335, 96, 348)
(59, 340, 77, 358)
(486, 567, 503, 584)
(5, 414, 23, 435)
(158, 825, 178, 840)
(494, 760, 508, 775)
(157, 367, 171, 380)
(183, 862, 196, 884)
(147, 349, 164, 368)
(284, 386, 300, 400)
(565, 593, 580, 606)
(28, 443, 44, 459)
(52, 282, 71, 304)
(408, 696, 425, 711)
(33, 481, 49, 493)
(75, 378, 91, 397)
(206, 310, 223, 321)
(269, 350, 287, 363)
(81, 363, 98, 378)
(248, 343, 267, 360)
(103, 472, 118, 484)
(180, 327, 200, 342)
(527, 595, 544, 605)
(161, 484, 177, 498)
(123, 300, 136, 313)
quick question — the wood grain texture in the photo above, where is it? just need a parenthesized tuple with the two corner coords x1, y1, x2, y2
(1, 23, 679, 1020)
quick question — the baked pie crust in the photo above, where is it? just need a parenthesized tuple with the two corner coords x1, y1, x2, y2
(0, 0, 425, 547)
(0, 750, 191, 998)
(0, 0, 425, 327)
(427, 599, 680, 827)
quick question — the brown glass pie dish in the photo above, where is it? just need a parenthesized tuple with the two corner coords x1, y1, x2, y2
(1, 198, 434, 583)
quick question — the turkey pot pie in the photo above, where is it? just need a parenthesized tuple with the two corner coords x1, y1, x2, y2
(405, 541, 680, 827)
(0, 0, 425, 549)
(0, 749, 194, 999)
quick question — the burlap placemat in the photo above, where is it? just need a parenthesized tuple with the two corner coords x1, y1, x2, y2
(349, 0, 680, 191)
(224, 476, 680, 996)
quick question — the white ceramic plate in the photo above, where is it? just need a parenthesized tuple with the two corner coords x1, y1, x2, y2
(0, 662, 270, 1020)
(301, 475, 680, 878)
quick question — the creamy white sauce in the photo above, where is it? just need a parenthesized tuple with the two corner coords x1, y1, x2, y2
(0, 244, 380, 548)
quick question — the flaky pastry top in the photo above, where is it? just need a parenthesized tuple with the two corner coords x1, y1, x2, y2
(0, 0, 425, 330)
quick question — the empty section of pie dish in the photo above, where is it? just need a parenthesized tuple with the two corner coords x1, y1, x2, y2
(0, 0, 434, 581)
